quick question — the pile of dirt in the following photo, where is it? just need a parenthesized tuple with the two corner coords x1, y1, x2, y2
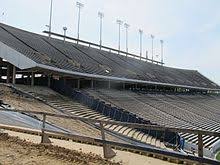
(0, 132, 120, 165)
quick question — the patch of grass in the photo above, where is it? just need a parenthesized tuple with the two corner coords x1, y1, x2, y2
(216, 151, 220, 161)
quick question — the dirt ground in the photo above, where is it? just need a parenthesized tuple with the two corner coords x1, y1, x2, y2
(0, 132, 119, 165)
(1, 130, 175, 165)
(0, 84, 120, 142)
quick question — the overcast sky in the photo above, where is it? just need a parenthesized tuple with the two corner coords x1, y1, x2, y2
(1, 0, 220, 84)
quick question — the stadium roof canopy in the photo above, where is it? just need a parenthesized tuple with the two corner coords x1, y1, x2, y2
(0, 23, 219, 91)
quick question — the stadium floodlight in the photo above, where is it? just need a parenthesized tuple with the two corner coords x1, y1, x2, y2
(98, 12, 104, 49)
(116, 19, 123, 53)
(160, 40, 164, 65)
(63, 27, 67, 42)
(76, 1, 84, 44)
(151, 34, 155, 62)
(139, 29, 143, 60)
(124, 23, 130, 56)
(48, 0, 53, 37)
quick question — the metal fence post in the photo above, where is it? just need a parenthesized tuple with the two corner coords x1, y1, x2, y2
(100, 122, 116, 159)
(41, 113, 51, 144)
(198, 132, 203, 158)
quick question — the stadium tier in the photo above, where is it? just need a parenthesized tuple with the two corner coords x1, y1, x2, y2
(85, 88, 220, 149)
(0, 23, 219, 91)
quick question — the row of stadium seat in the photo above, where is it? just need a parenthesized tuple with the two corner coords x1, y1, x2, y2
(0, 23, 219, 90)
(85, 88, 220, 149)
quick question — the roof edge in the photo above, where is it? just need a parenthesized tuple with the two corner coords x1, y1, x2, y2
(37, 64, 220, 91)
(0, 41, 37, 69)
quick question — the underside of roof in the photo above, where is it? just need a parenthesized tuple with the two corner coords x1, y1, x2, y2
(0, 23, 219, 91)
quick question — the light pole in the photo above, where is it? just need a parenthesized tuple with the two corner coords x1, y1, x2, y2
(98, 12, 104, 49)
(116, 19, 123, 54)
(48, 0, 53, 37)
(124, 23, 129, 56)
(76, 1, 84, 44)
(139, 29, 143, 60)
(63, 27, 67, 42)
(160, 40, 164, 65)
(151, 34, 155, 62)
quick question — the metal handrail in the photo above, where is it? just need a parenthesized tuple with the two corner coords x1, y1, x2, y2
(0, 108, 219, 137)
(42, 31, 164, 65)
(0, 123, 218, 164)
(0, 107, 219, 159)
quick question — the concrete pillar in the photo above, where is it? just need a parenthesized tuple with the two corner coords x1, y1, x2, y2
(6, 64, 10, 84)
(108, 80, 111, 89)
(135, 83, 138, 89)
(91, 79, 94, 89)
(31, 72, 35, 86)
(47, 75, 51, 87)
(77, 79, 80, 89)
(12, 65, 16, 84)
(27, 73, 31, 85)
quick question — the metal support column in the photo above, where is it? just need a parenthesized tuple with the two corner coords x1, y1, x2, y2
(77, 79, 80, 89)
(31, 72, 35, 86)
(91, 79, 94, 89)
(122, 83, 125, 90)
(48, 75, 51, 87)
(12, 65, 16, 84)
(108, 80, 111, 89)
(6, 64, 10, 83)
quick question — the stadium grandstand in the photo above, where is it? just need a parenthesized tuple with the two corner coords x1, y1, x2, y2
(0, 22, 220, 164)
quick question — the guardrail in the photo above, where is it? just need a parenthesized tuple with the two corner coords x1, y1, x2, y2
(0, 107, 220, 164)
(43, 31, 164, 65)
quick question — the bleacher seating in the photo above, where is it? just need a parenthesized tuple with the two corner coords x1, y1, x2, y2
(0, 23, 219, 90)
(85, 88, 220, 149)
(15, 84, 176, 149)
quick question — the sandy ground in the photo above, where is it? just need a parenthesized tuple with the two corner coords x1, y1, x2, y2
(1, 130, 175, 165)
(0, 84, 120, 142)
(0, 131, 119, 165)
